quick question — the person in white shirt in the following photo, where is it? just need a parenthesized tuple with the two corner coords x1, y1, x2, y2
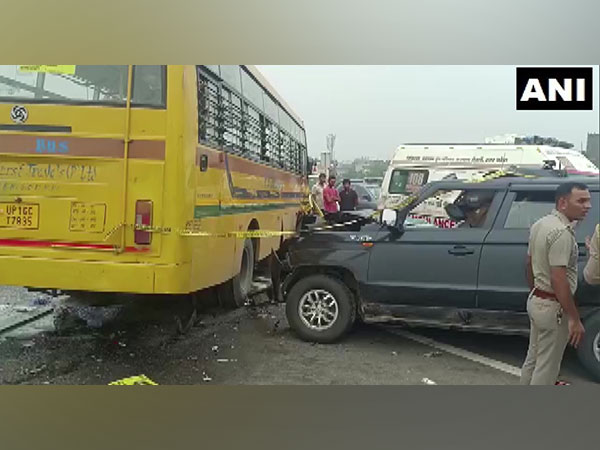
(311, 173, 326, 212)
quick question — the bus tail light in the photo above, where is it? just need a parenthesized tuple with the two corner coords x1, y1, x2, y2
(135, 200, 153, 245)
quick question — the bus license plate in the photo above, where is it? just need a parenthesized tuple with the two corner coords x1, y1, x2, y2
(0, 203, 39, 229)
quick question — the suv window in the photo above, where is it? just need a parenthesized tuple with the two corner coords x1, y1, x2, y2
(504, 191, 554, 229)
(408, 188, 496, 229)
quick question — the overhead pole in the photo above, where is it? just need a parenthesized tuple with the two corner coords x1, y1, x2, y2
(326, 133, 336, 176)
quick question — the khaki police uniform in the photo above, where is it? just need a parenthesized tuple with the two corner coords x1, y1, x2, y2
(520, 209, 578, 385)
(584, 224, 600, 285)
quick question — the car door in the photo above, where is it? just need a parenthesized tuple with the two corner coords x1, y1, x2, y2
(575, 188, 600, 307)
(365, 185, 504, 308)
(478, 185, 559, 311)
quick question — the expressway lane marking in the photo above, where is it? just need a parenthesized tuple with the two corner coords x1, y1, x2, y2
(390, 328, 522, 377)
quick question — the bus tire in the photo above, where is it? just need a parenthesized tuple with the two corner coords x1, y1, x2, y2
(577, 312, 600, 382)
(217, 239, 255, 309)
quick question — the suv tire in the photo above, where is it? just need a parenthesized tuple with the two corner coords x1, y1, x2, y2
(577, 312, 600, 381)
(286, 274, 356, 343)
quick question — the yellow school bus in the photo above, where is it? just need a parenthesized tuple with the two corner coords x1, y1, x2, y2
(0, 65, 308, 305)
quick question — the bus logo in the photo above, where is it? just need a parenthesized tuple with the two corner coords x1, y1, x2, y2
(10, 105, 28, 124)
(34, 138, 69, 154)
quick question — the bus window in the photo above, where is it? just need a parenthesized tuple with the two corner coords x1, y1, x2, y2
(0, 65, 128, 104)
(197, 72, 221, 145)
(132, 65, 165, 107)
(241, 69, 264, 111)
(219, 65, 242, 92)
(197, 65, 307, 175)
(0, 65, 165, 107)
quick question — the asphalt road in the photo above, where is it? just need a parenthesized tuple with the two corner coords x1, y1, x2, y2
(0, 286, 597, 385)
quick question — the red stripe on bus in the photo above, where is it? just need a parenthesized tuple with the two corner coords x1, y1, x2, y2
(0, 239, 149, 252)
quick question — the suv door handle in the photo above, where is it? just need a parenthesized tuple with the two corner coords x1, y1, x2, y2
(448, 246, 474, 255)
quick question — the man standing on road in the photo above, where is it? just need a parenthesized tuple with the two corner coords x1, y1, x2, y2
(584, 224, 600, 286)
(520, 182, 591, 385)
(323, 175, 341, 222)
(339, 178, 359, 212)
(311, 173, 327, 213)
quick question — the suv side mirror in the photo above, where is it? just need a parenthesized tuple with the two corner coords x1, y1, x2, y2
(381, 209, 398, 227)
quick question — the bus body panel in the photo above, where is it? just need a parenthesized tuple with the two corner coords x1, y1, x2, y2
(0, 107, 167, 263)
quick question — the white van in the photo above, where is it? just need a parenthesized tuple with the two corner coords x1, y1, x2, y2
(379, 144, 599, 227)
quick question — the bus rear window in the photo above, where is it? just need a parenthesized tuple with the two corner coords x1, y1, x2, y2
(388, 169, 429, 194)
(0, 65, 165, 107)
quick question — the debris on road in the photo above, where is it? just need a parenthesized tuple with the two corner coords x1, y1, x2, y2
(29, 364, 47, 375)
(423, 351, 443, 358)
(108, 374, 158, 385)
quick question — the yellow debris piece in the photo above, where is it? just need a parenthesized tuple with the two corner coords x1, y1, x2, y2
(108, 374, 158, 385)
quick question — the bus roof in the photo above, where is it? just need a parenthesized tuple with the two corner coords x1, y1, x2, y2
(244, 65, 304, 129)
(390, 144, 590, 162)
(394, 144, 581, 151)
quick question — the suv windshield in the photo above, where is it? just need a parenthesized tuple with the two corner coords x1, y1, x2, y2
(0, 65, 165, 107)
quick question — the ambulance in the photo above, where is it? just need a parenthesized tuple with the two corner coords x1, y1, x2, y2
(379, 144, 599, 228)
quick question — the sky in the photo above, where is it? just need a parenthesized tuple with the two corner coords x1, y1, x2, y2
(257, 66, 600, 162)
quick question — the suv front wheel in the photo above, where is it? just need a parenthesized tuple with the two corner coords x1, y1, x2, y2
(577, 312, 600, 382)
(285, 274, 356, 343)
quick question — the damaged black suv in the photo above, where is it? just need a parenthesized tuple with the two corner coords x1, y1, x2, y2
(276, 175, 600, 380)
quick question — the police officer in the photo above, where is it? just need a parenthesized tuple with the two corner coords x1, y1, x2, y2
(520, 182, 592, 385)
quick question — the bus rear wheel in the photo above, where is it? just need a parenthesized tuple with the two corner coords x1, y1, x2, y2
(217, 239, 254, 309)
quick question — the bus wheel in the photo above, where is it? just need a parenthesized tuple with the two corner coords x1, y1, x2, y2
(217, 239, 255, 309)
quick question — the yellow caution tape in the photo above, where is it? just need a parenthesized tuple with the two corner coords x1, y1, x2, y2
(103, 169, 535, 241)
(108, 374, 158, 385)
(308, 193, 325, 218)
(19, 65, 76, 75)
(180, 229, 298, 238)
(103, 217, 372, 241)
